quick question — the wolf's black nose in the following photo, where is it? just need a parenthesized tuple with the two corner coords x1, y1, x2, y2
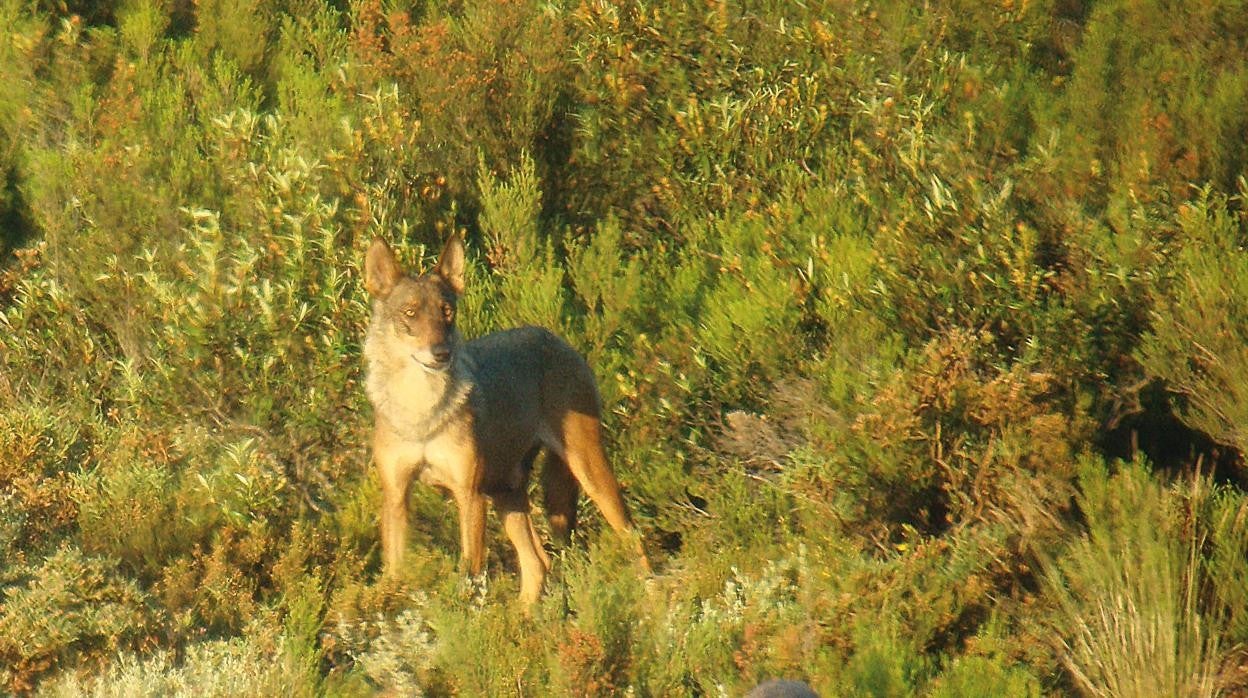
(431, 345, 451, 363)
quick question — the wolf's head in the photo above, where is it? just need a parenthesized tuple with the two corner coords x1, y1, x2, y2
(364, 235, 465, 374)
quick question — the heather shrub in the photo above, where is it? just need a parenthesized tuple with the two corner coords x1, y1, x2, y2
(0, 547, 157, 693)
(39, 633, 317, 698)
(327, 591, 440, 696)
(1051, 0, 1248, 204)
(348, 0, 570, 201)
(1138, 191, 1248, 460)
(850, 327, 1082, 535)
(0, 401, 88, 553)
(633, 552, 816, 695)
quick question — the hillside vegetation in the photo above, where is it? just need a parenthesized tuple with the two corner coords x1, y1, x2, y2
(3, 0, 1248, 695)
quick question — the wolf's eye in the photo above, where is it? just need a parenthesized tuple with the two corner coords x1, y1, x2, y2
(403, 307, 417, 318)
(442, 304, 455, 323)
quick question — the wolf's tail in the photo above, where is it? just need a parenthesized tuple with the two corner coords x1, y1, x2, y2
(542, 454, 580, 545)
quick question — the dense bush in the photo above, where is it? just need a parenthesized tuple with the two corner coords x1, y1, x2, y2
(3, 0, 1248, 694)
(0, 547, 157, 693)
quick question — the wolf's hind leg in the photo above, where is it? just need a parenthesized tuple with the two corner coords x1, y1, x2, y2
(527, 516, 551, 570)
(542, 454, 580, 546)
(494, 490, 548, 606)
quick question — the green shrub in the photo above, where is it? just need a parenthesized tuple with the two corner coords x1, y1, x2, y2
(0, 547, 157, 694)
(845, 627, 922, 698)
(1139, 191, 1248, 460)
(74, 457, 187, 575)
(927, 655, 1041, 698)
(1206, 487, 1248, 646)
(632, 550, 814, 695)
(193, 0, 272, 77)
(1052, 0, 1248, 203)
(475, 153, 567, 333)
(425, 594, 548, 696)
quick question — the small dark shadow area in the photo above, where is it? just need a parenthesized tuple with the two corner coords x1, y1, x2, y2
(1098, 381, 1245, 486)
(1, 165, 35, 271)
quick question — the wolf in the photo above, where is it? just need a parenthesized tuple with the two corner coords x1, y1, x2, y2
(362, 235, 650, 604)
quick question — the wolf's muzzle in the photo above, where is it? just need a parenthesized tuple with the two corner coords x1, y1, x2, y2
(413, 350, 452, 373)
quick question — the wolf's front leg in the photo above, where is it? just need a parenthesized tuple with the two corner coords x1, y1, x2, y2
(455, 491, 488, 575)
(379, 479, 410, 575)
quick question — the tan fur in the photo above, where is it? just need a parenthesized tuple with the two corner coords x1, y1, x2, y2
(363, 235, 650, 605)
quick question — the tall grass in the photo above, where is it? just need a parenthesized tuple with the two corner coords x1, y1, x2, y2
(1043, 458, 1229, 697)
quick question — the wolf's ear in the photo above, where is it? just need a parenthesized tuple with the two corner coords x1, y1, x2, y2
(365, 237, 402, 298)
(435, 234, 465, 295)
